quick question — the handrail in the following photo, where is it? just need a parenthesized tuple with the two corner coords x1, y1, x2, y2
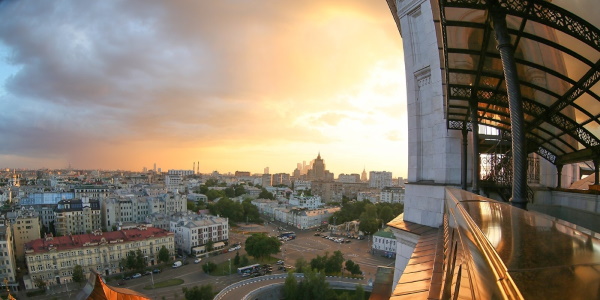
(444, 187, 600, 299)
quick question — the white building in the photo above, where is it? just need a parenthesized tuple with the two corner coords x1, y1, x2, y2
(169, 213, 229, 254)
(168, 170, 194, 176)
(357, 191, 380, 203)
(369, 171, 393, 189)
(372, 227, 397, 258)
(289, 194, 322, 209)
(288, 207, 340, 230)
(337, 174, 361, 183)
(164, 175, 183, 192)
(380, 187, 405, 204)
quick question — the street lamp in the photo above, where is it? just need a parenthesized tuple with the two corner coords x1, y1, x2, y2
(228, 259, 231, 275)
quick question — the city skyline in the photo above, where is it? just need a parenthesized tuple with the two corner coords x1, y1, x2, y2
(0, 1, 408, 177)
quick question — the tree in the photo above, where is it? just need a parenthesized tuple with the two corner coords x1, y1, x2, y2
(187, 201, 196, 211)
(324, 251, 344, 274)
(378, 205, 396, 224)
(294, 257, 309, 274)
(233, 251, 240, 266)
(240, 255, 249, 267)
(202, 262, 217, 274)
(72, 265, 85, 286)
(345, 259, 362, 276)
(244, 233, 281, 261)
(258, 189, 274, 200)
(242, 199, 260, 223)
(134, 249, 146, 270)
(158, 246, 170, 263)
(354, 284, 365, 300)
(182, 285, 215, 300)
(310, 253, 328, 272)
(283, 272, 298, 300)
(123, 250, 146, 271)
(34, 277, 46, 290)
(359, 204, 381, 236)
(206, 240, 214, 253)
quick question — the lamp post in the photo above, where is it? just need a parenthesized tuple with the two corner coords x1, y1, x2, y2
(228, 259, 231, 275)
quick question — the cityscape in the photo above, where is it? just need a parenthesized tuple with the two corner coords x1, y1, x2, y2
(0, 152, 405, 298)
(1, 0, 600, 299)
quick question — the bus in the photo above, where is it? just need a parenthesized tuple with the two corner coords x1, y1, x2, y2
(237, 264, 261, 275)
(279, 232, 296, 240)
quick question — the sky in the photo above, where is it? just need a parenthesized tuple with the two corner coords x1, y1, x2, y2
(0, 0, 408, 177)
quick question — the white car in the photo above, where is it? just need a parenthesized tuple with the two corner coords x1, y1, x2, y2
(194, 258, 202, 264)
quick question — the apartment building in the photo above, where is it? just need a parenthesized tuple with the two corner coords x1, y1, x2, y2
(289, 194, 322, 209)
(54, 198, 102, 235)
(25, 226, 174, 289)
(272, 173, 291, 187)
(102, 193, 186, 231)
(380, 187, 405, 203)
(7, 207, 41, 261)
(169, 213, 229, 254)
(368, 171, 393, 189)
(0, 221, 17, 291)
(74, 185, 111, 199)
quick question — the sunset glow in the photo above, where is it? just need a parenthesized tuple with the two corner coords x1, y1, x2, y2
(0, 0, 407, 176)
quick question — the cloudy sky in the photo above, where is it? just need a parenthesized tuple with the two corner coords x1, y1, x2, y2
(0, 0, 408, 176)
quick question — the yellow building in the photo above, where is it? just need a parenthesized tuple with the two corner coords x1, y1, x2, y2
(25, 226, 174, 289)
(7, 207, 41, 262)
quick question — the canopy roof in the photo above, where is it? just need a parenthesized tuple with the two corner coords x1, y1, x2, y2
(437, 0, 600, 165)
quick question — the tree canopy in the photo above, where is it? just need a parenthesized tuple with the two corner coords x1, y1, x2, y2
(182, 284, 215, 300)
(244, 233, 281, 260)
(158, 245, 170, 263)
(72, 265, 84, 285)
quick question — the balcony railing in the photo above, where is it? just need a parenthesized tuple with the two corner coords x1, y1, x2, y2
(443, 187, 600, 299)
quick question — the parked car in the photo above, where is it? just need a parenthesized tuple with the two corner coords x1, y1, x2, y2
(173, 261, 183, 268)
(194, 258, 202, 264)
(123, 276, 131, 280)
(143, 271, 151, 276)
(117, 280, 126, 286)
(314, 233, 320, 236)
(131, 273, 142, 279)
(153, 268, 161, 274)
(276, 260, 284, 265)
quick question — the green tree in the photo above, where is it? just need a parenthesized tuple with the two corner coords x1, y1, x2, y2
(206, 240, 214, 252)
(354, 285, 365, 300)
(72, 265, 85, 286)
(324, 251, 344, 274)
(359, 204, 381, 236)
(378, 205, 396, 224)
(310, 253, 328, 272)
(158, 246, 170, 263)
(34, 277, 46, 290)
(234, 185, 246, 197)
(242, 199, 261, 223)
(233, 251, 240, 266)
(345, 260, 362, 275)
(294, 257, 309, 274)
(202, 262, 217, 274)
(206, 189, 224, 201)
(187, 201, 196, 211)
(244, 233, 281, 261)
(258, 189, 274, 200)
(135, 249, 146, 270)
(283, 272, 298, 300)
(182, 284, 215, 300)
(241, 255, 249, 266)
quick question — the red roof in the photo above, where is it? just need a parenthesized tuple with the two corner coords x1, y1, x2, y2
(26, 227, 173, 253)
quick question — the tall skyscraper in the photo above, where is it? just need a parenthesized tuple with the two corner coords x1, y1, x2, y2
(153, 163, 156, 172)
(361, 168, 368, 182)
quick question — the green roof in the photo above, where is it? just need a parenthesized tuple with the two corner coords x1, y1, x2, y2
(374, 227, 395, 239)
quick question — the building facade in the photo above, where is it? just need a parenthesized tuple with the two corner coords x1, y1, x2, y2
(169, 214, 229, 254)
(372, 227, 397, 258)
(55, 198, 102, 235)
(7, 207, 41, 261)
(25, 226, 174, 289)
(368, 171, 393, 189)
